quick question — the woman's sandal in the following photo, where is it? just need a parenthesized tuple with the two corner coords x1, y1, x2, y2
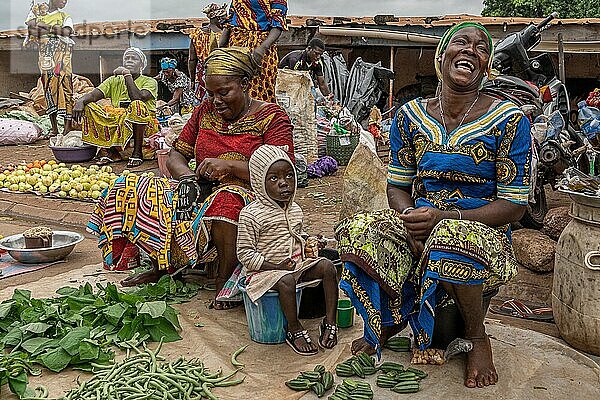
(127, 157, 144, 168)
(286, 329, 318, 356)
(319, 318, 338, 349)
(96, 156, 115, 166)
(209, 300, 243, 310)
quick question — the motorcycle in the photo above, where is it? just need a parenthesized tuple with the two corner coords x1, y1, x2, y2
(482, 12, 593, 228)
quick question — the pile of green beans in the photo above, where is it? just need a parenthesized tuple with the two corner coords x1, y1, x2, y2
(63, 343, 247, 400)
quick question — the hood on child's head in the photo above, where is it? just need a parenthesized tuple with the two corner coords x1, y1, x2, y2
(249, 144, 296, 208)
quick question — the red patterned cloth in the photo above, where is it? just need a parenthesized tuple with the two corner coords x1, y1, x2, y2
(173, 100, 295, 168)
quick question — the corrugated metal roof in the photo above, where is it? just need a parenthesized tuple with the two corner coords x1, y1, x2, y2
(2, 14, 600, 39)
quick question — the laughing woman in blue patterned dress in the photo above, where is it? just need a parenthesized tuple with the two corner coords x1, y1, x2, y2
(334, 22, 531, 388)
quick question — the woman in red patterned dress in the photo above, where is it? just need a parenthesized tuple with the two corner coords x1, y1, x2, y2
(88, 47, 294, 310)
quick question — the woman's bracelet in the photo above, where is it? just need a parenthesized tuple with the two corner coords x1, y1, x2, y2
(123, 73, 133, 79)
(178, 174, 196, 182)
(401, 206, 415, 215)
(453, 209, 462, 220)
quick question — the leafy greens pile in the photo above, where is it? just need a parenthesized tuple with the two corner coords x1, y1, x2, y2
(0, 276, 200, 398)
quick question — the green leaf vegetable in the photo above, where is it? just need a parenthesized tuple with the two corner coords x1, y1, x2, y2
(0, 276, 200, 397)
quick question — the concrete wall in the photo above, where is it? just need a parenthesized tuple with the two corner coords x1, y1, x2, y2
(0, 49, 39, 96)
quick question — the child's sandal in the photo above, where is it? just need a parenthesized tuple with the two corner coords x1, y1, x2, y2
(285, 329, 318, 356)
(319, 318, 338, 349)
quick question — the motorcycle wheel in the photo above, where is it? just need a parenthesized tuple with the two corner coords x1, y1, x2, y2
(520, 184, 548, 229)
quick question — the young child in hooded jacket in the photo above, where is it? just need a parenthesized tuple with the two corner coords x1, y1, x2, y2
(237, 144, 339, 355)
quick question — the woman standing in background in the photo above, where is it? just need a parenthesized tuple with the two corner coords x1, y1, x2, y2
(188, 3, 226, 102)
(26, 0, 74, 136)
(219, 0, 287, 102)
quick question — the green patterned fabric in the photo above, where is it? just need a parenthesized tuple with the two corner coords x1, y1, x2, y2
(335, 209, 414, 298)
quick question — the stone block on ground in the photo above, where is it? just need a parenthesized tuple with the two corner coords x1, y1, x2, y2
(542, 206, 571, 240)
(512, 229, 556, 273)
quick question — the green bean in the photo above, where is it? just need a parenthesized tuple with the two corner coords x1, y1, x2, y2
(148, 347, 157, 373)
(230, 344, 249, 368)
(147, 374, 190, 398)
(214, 377, 246, 387)
(168, 362, 177, 375)
(66, 343, 245, 400)
(148, 380, 178, 400)
(90, 362, 113, 370)
(202, 369, 239, 384)
(106, 358, 147, 380)
(123, 393, 150, 400)
(201, 382, 218, 400)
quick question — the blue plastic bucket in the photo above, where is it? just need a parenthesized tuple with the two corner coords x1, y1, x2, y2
(239, 285, 303, 344)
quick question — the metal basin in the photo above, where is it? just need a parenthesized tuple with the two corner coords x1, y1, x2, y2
(560, 189, 600, 208)
(0, 231, 84, 264)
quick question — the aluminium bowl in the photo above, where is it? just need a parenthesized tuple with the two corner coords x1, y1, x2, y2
(0, 230, 84, 264)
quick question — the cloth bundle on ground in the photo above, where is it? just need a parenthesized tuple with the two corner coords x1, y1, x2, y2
(307, 156, 338, 178)
(0, 118, 42, 145)
(337, 143, 389, 222)
(0, 109, 63, 137)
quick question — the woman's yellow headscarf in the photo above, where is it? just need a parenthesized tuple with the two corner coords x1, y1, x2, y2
(434, 22, 494, 82)
(205, 47, 259, 78)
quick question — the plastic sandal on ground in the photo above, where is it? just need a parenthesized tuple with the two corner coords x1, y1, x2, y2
(490, 298, 554, 322)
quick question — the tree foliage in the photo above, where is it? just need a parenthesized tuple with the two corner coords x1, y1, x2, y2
(482, 0, 600, 18)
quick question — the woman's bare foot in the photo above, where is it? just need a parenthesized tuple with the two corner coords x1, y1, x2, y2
(465, 336, 498, 388)
(351, 323, 406, 355)
(351, 337, 376, 355)
(121, 269, 166, 287)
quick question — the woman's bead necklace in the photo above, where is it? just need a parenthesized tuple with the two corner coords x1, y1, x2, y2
(438, 92, 480, 133)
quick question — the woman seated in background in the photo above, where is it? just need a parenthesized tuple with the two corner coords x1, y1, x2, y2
(73, 47, 158, 168)
(155, 57, 196, 116)
(87, 47, 294, 310)
(335, 22, 531, 388)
